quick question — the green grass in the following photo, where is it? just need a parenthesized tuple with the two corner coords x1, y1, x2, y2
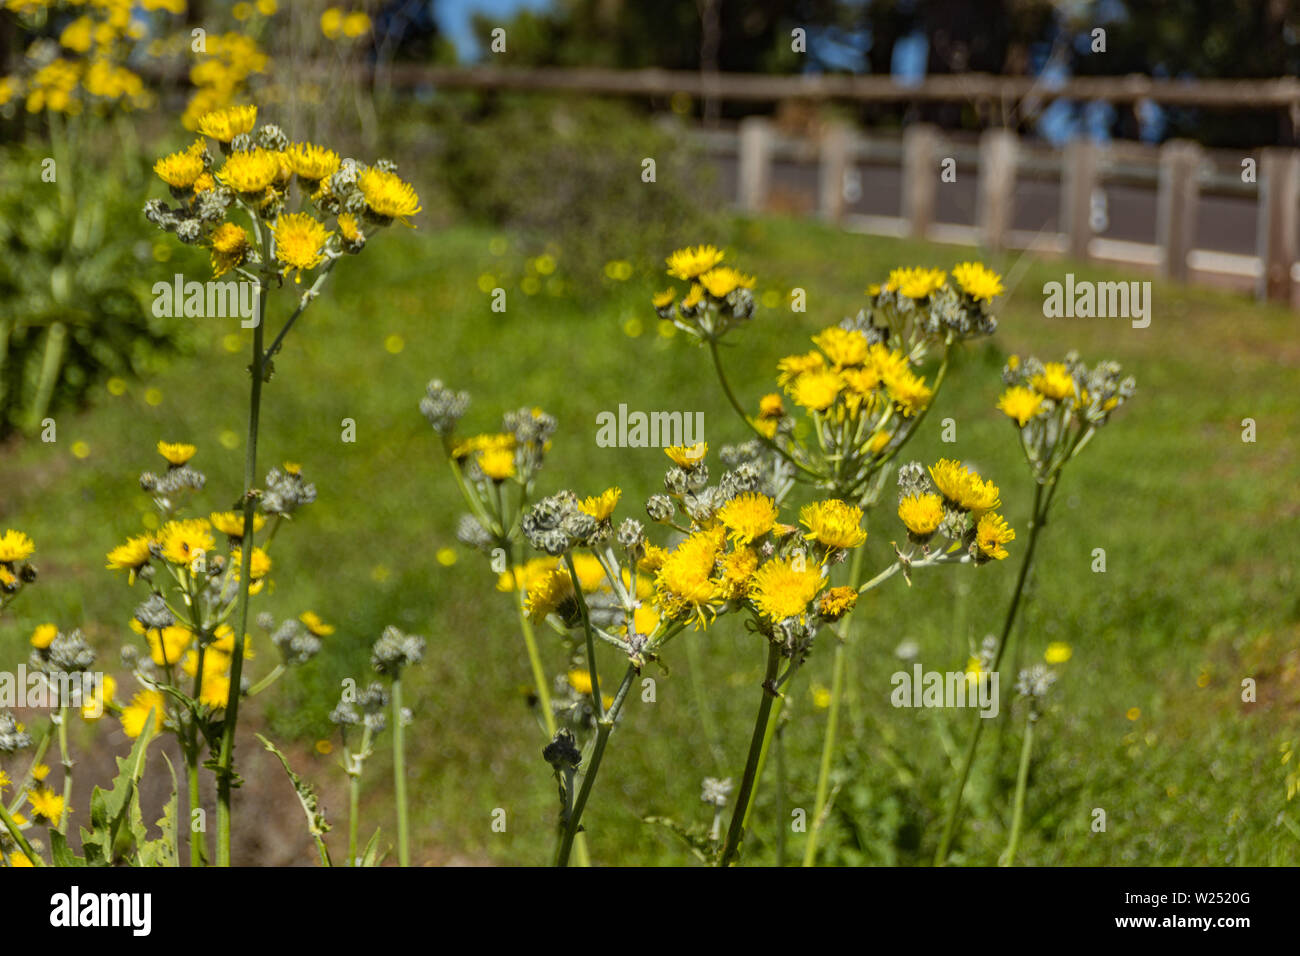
(3, 215, 1298, 866)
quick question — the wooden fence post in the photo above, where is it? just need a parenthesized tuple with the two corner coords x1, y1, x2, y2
(1255, 147, 1300, 303)
(1155, 140, 1201, 282)
(901, 123, 938, 239)
(818, 121, 851, 223)
(737, 116, 773, 213)
(1061, 139, 1101, 261)
(976, 128, 1018, 251)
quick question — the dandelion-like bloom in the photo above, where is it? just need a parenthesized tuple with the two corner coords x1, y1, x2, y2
(950, 262, 1004, 301)
(300, 611, 335, 637)
(749, 556, 824, 622)
(0, 529, 35, 562)
(928, 459, 1001, 515)
(1030, 362, 1076, 401)
(885, 266, 946, 299)
(776, 351, 826, 387)
(197, 104, 257, 142)
(800, 499, 867, 549)
(157, 440, 197, 466)
(146, 624, 193, 667)
(27, 787, 65, 825)
(759, 393, 784, 418)
(681, 284, 704, 309)
(816, 586, 858, 621)
(654, 528, 724, 626)
(209, 222, 251, 278)
(30, 623, 57, 649)
(106, 535, 154, 576)
(568, 669, 595, 696)
(717, 492, 779, 545)
(209, 511, 266, 537)
(997, 386, 1046, 426)
(790, 368, 844, 411)
(80, 674, 114, 721)
(975, 512, 1015, 560)
(579, 487, 622, 521)
(812, 326, 869, 368)
(698, 266, 755, 298)
(717, 547, 759, 600)
(883, 367, 933, 418)
(652, 288, 675, 309)
(525, 568, 575, 623)
(285, 141, 340, 182)
(153, 143, 206, 189)
(477, 447, 516, 481)
(217, 147, 280, 193)
(157, 519, 214, 566)
(358, 167, 422, 223)
(273, 211, 332, 280)
(898, 493, 945, 536)
(666, 244, 725, 280)
(664, 442, 707, 468)
(230, 547, 272, 581)
(1045, 641, 1072, 664)
(121, 689, 168, 739)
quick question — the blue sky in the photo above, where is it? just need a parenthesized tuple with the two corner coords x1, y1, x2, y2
(434, 0, 554, 60)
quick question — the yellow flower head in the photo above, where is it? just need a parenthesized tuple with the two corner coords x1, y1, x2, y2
(157, 440, 196, 466)
(0, 529, 36, 562)
(698, 266, 755, 299)
(273, 212, 332, 280)
(209, 222, 251, 278)
(525, 568, 575, 623)
(898, 492, 945, 537)
(950, 262, 1004, 301)
(812, 326, 869, 368)
(666, 244, 725, 280)
(664, 442, 707, 469)
(717, 547, 760, 600)
(230, 546, 272, 581)
(30, 623, 58, 649)
(776, 350, 825, 387)
(790, 369, 844, 412)
(928, 459, 1000, 515)
(579, 487, 621, 521)
(121, 689, 168, 739)
(681, 284, 704, 309)
(1045, 642, 1072, 664)
(358, 167, 422, 223)
(800, 499, 867, 550)
(106, 534, 154, 575)
(81, 674, 115, 721)
(997, 386, 1046, 427)
(885, 266, 946, 299)
(216, 147, 280, 194)
(477, 447, 516, 481)
(567, 669, 595, 697)
(208, 511, 266, 538)
(153, 142, 206, 189)
(197, 670, 232, 710)
(816, 585, 859, 621)
(157, 518, 214, 567)
(749, 555, 825, 622)
(652, 288, 675, 309)
(654, 528, 724, 626)
(197, 104, 257, 142)
(146, 624, 194, 667)
(717, 492, 779, 545)
(285, 141, 340, 182)
(1031, 362, 1077, 402)
(758, 393, 784, 419)
(883, 366, 933, 418)
(299, 611, 335, 637)
(27, 787, 65, 826)
(337, 213, 364, 244)
(975, 512, 1015, 560)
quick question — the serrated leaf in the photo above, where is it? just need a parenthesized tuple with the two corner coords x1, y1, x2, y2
(136, 752, 180, 867)
(49, 829, 85, 867)
(255, 733, 332, 866)
(643, 815, 715, 864)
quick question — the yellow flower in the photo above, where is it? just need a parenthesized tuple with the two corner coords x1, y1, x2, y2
(749, 555, 825, 622)
(776, 350, 825, 388)
(664, 442, 707, 468)
(758, 393, 784, 419)
(654, 528, 724, 626)
(666, 244, 725, 280)
(525, 568, 575, 623)
(59, 15, 93, 54)
(217, 147, 280, 195)
(898, 493, 945, 536)
(811, 683, 832, 709)
(230, 546, 272, 581)
(358, 167, 422, 223)
(790, 369, 843, 411)
(273, 212, 332, 280)
(1031, 362, 1076, 401)
(106, 535, 154, 577)
(285, 141, 340, 182)
(975, 512, 1015, 560)
(800, 499, 867, 549)
(28, 787, 65, 826)
(997, 386, 1046, 426)
(1045, 642, 1072, 664)
(477, 447, 516, 481)
(717, 492, 779, 545)
(157, 519, 215, 567)
(698, 266, 755, 298)
(157, 440, 197, 466)
(146, 625, 194, 667)
(121, 689, 168, 739)
(337, 213, 364, 244)
(209, 222, 251, 278)
(681, 284, 704, 309)
(81, 674, 115, 721)
(0, 529, 35, 562)
(320, 7, 344, 38)
(717, 547, 759, 600)
(197, 104, 257, 142)
(812, 326, 869, 368)
(208, 625, 254, 659)
(30, 623, 57, 649)
(882, 366, 933, 418)
(867, 430, 892, 455)
(153, 143, 206, 189)
(197, 670, 232, 710)
(1126, 707, 1141, 721)
(579, 487, 621, 521)
(31, 764, 50, 782)
(0, 768, 8, 793)
(885, 266, 946, 299)
(209, 511, 266, 537)
(638, 545, 669, 573)
(928, 459, 1000, 515)
(652, 288, 675, 309)
(567, 669, 594, 696)
(816, 586, 858, 621)
(950, 262, 1004, 301)
(342, 10, 371, 37)
(299, 611, 335, 636)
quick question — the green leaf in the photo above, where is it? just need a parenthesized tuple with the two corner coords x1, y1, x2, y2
(79, 709, 156, 866)
(135, 752, 180, 867)
(360, 827, 386, 868)
(642, 815, 715, 864)
(255, 733, 333, 866)
(49, 830, 86, 867)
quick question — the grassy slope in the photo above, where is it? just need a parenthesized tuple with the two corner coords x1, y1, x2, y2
(2, 216, 1297, 865)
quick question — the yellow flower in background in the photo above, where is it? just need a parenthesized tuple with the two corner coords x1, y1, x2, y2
(758, 393, 784, 419)
(974, 512, 1015, 560)
(525, 568, 575, 623)
(106, 534, 154, 578)
(666, 244, 725, 280)
(230, 546, 272, 581)
(664, 442, 707, 468)
(28, 787, 65, 825)
(749, 555, 824, 622)
(1031, 362, 1077, 401)
(800, 499, 867, 549)
(950, 262, 1004, 301)
(812, 326, 869, 368)
(477, 447, 516, 480)
(197, 670, 232, 710)
(0, 529, 35, 562)
(776, 351, 825, 388)
(197, 104, 257, 142)
(300, 611, 335, 636)
(579, 487, 622, 521)
(153, 143, 206, 189)
(885, 266, 946, 299)
(285, 141, 340, 182)
(209, 222, 251, 277)
(680, 284, 704, 309)
(811, 684, 833, 709)
(81, 675, 115, 721)
(342, 10, 372, 37)
(320, 7, 344, 38)
(997, 386, 1046, 426)
(122, 689, 168, 739)
(157, 440, 197, 466)
(30, 623, 57, 649)
(208, 625, 254, 659)
(1045, 642, 1072, 664)
(698, 266, 755, 298)
(898, 492, 945, 536)
(718, 492, 778, 545)
(157, 518, 214, 567)
(273, 212, 332, 280)
(358, 167, 422, 223)
(928, 459, 1000, 515)
(146, 625, 194, 667)
(209, 511, 265, 537)
(59, 16, 94, 53)
(652, 288, 675, 309)
(567, 669, 594, 696)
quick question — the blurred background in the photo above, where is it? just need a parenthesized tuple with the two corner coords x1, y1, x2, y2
(1, 0, 1297, 865)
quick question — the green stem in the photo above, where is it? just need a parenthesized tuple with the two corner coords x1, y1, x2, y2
(719, 641, 783, 867)
(187, 757, 203, 867)
(512, 549, 557, 737)
(1000, 717, 1035, 866)
(56, 707, 71, 831)
(393, 676, 409, 867)
(346, 725, 372, 866)
(0, 800, 41, 866)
